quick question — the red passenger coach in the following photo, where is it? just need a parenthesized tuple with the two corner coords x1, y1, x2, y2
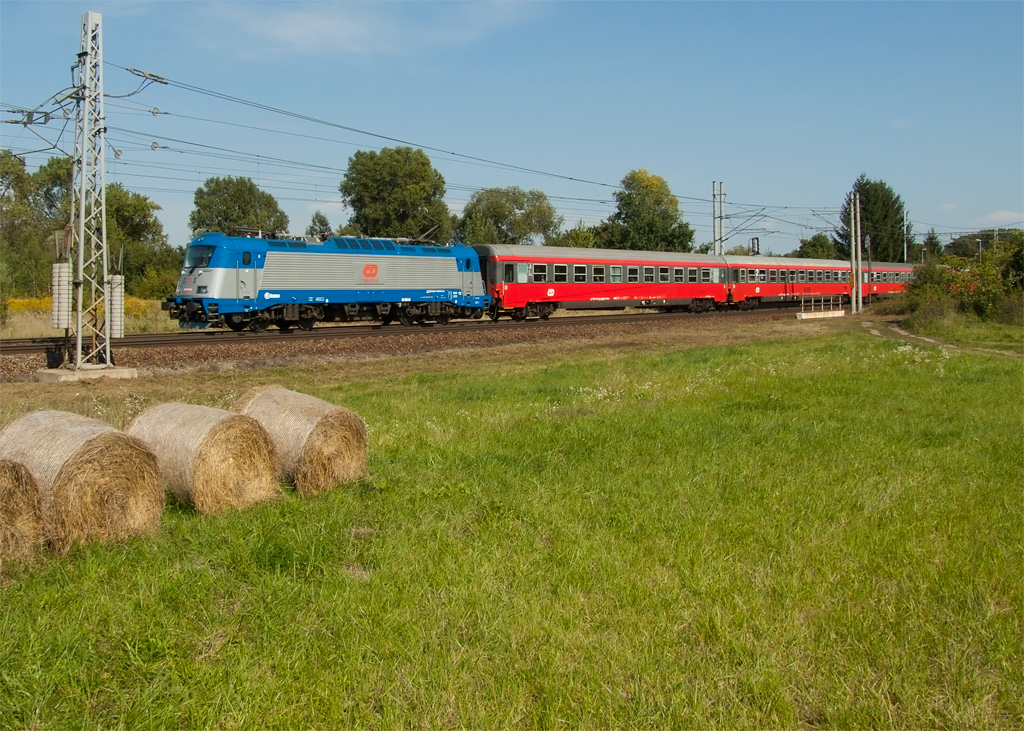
(472, 244, 916, 321)
(473, 245, 730, 320)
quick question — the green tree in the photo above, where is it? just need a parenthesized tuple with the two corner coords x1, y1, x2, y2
(834, 174, 911, 262)
(603, 169, 694, 252)
(552, 220, 597, 248)
(920, 228, 943, 262)
(0, 152, 71, 298)
(944, 229, 1014, 258)
(456, 186, 562, 246)
(306, 210, 333, 240)
(188, 176, 289, 236)
(107, 183, 180, 299)
(788, 233, 838, 259)
(338, 146, 451, 242)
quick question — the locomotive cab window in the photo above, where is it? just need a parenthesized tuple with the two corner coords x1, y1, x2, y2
(184, 245, 215, 269)
(574, 264, 588, 283)
(533, 263, 548, 283)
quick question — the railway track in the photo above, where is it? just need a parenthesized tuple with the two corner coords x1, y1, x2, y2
(0, 308, 792, 357)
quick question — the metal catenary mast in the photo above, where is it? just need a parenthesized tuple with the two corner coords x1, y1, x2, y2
(60, 10, 123, 370)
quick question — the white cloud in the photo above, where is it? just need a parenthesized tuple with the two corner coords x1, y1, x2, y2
(985, 209, 1024, 224)
(206, 2, 541, 57)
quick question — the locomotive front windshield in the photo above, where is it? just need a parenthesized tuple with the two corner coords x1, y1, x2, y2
(183, 245, 215, 269)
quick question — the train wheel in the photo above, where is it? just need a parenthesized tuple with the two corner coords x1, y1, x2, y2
(297, 318, 317, 331)
(398, 311, 416, 327)
(275, 322, 293, 332)
(511, 310, 526, 322)
(225, 314, 247, 331)
(435, 314, 451, 326)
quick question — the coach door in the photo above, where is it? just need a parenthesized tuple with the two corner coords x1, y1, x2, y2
(237, 250, 254, 301)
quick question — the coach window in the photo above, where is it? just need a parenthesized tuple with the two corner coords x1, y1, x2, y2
(659, 266, 670, 283)
(818, 270, 825, 283)
(688, 268, 699, 283)
(673, 267, 685, 283)
(610, 265, 623, 283)
(757, 269, 767, 283)
(533, 263, 548, 283)
(789, 270, 797, 283)
(768, 270, 777, 284)
(643, 266, 655, 283)
(824, 271, 832, 283)
(554, 264, 569, 283)
(574, 264, 588, 283)
(627, 266, 640, 283)
(593, 265, 606, 283)
(738, 269, 747, 284)
(700, 268, 712, 284)
(518, 263, 529, 283)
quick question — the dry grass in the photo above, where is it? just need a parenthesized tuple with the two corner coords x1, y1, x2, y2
(127, 403, 281, 514)
(0, 460, 42, 563)
(236, 386, 368, 497)
(0, 411, 163, 554)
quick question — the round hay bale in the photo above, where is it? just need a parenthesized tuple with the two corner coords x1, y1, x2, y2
(0, 411, 163, 554)
(236, 386, 367, 497)
(0, 460, 43, 563)
(127, 403, 280, 514)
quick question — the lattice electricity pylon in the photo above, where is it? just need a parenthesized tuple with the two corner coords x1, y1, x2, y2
(66, 11, 112, 369)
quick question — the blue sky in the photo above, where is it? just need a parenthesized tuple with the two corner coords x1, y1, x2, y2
(2, 0, 1021, 254)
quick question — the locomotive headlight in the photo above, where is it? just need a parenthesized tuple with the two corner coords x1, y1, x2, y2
(197, 286, 208, 294)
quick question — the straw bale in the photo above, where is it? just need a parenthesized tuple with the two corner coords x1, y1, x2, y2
(0, 411, 163, 554)
(0, 460, 42, 563)
(127, 403, 280, 514)
(236, 386, 367, 497)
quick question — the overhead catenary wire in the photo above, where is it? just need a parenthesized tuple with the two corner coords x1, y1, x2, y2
(6, 61, 1008, 250)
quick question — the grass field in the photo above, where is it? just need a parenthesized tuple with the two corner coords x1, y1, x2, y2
(1, 327, 1021, 729)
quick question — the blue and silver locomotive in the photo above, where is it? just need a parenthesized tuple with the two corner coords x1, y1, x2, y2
(164, 232, 490, 330)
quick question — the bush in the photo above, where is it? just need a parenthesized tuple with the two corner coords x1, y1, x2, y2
(905, 254, 1020, 324)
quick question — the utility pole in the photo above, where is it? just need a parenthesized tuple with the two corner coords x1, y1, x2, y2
(850, 192, 862, 314)
(64, 10, 120, 369)
(712, 182, 718, 255)
(712, 181, 725, 255)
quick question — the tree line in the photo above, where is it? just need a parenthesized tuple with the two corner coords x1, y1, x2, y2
(2, 145, 1020, 324)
